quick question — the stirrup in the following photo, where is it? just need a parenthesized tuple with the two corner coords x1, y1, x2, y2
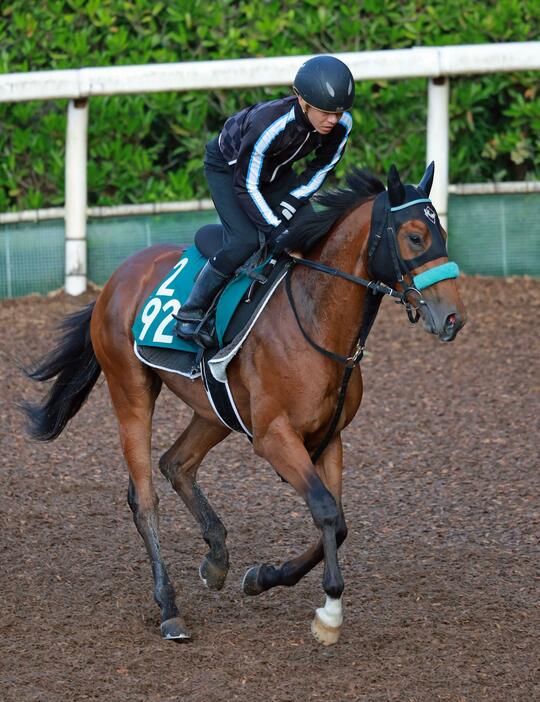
(192, 315, 216, 349)
(176, 313, 216, 349)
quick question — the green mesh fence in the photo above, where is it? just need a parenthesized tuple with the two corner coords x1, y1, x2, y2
(87, 210, 218, 286)
(448, 193, 540, 277)
(0, 193, 538, 298)
(0, 219, 65, 298)
(0, 210, 218, 297)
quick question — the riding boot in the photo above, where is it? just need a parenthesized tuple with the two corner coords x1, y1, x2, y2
(175, 261, 230, 347)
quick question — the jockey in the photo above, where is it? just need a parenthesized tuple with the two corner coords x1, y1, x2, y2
(175, 55, 355, 345)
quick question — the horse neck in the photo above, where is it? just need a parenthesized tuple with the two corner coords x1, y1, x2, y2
(294, 202, 374, 356)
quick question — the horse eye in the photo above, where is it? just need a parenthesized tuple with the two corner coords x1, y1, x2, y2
(408, 233, 422, 246)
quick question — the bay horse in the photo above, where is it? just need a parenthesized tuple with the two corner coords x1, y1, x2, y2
(24, 164, 466, 645)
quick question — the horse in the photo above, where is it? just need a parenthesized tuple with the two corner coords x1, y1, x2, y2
(24, 163, 466, 646)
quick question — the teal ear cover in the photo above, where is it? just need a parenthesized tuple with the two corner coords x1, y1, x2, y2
(413, 262, 460, 290)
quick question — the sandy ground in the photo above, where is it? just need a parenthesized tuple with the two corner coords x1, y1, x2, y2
(0, 275, 538, 701)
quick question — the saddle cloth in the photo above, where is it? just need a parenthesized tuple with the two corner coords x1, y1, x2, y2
(132, 243, 272, 354)
(133, 242, 291, 433)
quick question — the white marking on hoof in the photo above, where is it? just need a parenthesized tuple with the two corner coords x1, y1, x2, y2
(311, 596, 343, 646)
(316, 595, 343, 629)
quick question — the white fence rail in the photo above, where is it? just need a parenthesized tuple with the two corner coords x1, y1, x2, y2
(1, 43, 539, 294)
(2, 44, 539, 101)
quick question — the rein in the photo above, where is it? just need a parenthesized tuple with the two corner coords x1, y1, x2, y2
(285, 256, 385, 463)
(289, 257, 405, 300)
(287, 252, 416, 336)
(286, 250, 438, 462)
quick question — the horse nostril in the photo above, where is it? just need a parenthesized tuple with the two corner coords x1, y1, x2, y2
(442, 312, 462, 340)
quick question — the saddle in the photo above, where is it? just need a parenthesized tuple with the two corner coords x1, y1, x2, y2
(132, 225, 292, 435)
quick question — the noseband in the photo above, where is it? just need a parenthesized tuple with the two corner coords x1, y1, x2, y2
(367, 189, 459, 324)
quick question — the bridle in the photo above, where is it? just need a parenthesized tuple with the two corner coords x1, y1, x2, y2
(285, 187, 460, 462)
(286, 198, 459, 340)
(367, 190, 460, 323)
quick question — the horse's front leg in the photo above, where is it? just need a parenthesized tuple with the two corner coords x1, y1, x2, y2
(311, 435, 348, 645)
(248, 424, 346, 645)
(243, 436, 346, 591)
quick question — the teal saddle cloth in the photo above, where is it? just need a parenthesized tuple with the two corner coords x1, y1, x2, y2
(132, 245, 269, 352)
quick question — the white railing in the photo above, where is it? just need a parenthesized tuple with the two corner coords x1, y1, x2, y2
(1, 43, 539, 294)
(0, 199, 215, 225)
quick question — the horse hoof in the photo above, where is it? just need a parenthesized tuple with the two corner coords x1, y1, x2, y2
(160, 617, 191, 642)
(242, 565, 265, 596)
(199, 556, 227, 591)
(311, 612, 341, 646)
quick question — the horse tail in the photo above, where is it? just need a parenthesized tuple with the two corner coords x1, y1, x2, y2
(23, 302, 101, 441)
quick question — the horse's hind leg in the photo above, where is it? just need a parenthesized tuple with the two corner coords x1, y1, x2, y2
(105, 367, 189, 641)
(159, 414, 231, 591)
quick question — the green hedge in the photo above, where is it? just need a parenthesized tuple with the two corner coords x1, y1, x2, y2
(0, 0, 538, 211)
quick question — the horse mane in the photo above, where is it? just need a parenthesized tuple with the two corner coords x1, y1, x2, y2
(292, 168, 386, 252)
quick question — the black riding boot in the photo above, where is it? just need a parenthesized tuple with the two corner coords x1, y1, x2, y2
(175, 261, 229, 347)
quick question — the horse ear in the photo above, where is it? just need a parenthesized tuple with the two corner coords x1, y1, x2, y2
(418, 161, 435, 196)
(387, 164, 405, 207)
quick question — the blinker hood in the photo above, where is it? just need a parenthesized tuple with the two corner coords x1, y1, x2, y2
(368, 168, 458, 289)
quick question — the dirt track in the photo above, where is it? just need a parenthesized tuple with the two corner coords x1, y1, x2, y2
(1, 276, 538, 702)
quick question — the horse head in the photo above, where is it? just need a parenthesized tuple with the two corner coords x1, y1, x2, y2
(368, 162, 466, 342)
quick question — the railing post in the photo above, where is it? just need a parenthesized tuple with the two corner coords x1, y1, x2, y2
(426, 77, 449, 230)
(65, 98, 88, 295)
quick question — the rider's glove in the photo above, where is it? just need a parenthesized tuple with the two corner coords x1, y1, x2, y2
(277, 196, 305, 222)
(269, 224, 294, 255)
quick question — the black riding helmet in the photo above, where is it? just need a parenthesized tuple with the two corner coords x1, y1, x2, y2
(293, 55, 355, 113)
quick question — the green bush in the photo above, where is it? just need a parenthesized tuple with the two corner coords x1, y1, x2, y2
(0, 0, 538, 211)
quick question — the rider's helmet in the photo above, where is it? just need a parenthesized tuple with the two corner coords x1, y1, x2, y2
(293, 56, 355, 113)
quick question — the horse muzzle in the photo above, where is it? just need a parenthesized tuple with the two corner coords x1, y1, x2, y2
(437, 310, 466, 342)
(419, 302, 466, 342)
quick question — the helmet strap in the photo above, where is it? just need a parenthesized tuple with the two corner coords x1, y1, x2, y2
(295, 93, 310, 116)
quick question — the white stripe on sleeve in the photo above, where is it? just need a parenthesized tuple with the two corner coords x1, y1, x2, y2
(245, 108, 295, 226)
(290, 112, 352, 200)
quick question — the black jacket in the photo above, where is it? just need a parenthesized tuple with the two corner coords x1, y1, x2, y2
(218, 95, 352, 237)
